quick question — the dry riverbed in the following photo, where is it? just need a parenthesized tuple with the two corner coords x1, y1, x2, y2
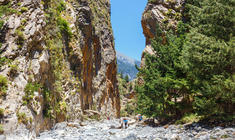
(1, 119, 234, 140)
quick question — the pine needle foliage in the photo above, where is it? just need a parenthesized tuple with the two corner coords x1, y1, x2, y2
(136, 0, 235, 121)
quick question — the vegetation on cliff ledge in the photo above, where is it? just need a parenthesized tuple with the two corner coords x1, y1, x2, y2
(0, 75, 8, 97)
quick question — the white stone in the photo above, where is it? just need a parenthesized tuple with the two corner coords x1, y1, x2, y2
(31, 59, 40, 75)
(8, 16, 15, 29)
(14, 74, 28, 91)
(29, 22, 36, 36)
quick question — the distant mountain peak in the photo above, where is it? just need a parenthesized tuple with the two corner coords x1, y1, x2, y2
(116, 52, 140, 80)
(116, 52, 137, 66)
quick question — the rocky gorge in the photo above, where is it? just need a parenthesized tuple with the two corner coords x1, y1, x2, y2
(0, 0, 234, 139)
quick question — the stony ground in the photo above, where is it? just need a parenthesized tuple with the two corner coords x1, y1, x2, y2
(2, 119, 235, 140)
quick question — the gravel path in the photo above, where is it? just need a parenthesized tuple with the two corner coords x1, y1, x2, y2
(37, 119, 234, 140)
(2, 119, 234, 140)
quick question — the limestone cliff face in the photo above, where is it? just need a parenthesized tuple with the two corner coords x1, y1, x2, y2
(141, 0, 184, 66)
(0, 0, 119, 136)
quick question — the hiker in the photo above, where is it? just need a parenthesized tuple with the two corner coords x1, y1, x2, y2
(138, 114, 143, 122)
(121, 118, 128, 129)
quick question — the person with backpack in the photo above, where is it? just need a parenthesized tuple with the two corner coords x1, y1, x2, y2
(138, 114, 143, 121)
(121, 118, 128, 129)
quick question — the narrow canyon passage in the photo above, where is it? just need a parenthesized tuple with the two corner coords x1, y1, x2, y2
(0, 0, 234, 139)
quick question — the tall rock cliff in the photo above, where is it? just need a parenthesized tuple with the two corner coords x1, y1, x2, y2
(0, 0, 119, 136)
(141, 0, 184, 66)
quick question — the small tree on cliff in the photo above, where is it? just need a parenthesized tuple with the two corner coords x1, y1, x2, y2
(124, 75, 129, 83)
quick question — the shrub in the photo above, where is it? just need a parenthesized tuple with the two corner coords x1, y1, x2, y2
(0, 108, 4, 118)
(0, 57, 10, 68)
(17, 2, 22, 6)
(42, 88, 54, 118)
(16, 112, 28, 124)
(15, 29, 25, 47)
(56, 1, 66, 13)
(23, 82, 40, 104)
(166, 0, 177, 5)
(120, 109, 128, 117)
(9, 64, 18, 78)
(90, 114, 101, 121)
(20, 7, 28, 13)
(174, 12, 182, 20)
(148, 0, 158, 3)
(57, 17, 72, 38)
(125, 102, 135, 116)
(0, 124, 3, 134)
(0, 75, 8, 97)
(175, 114, 201, 124)
(0, 2, 18, 18)
(0, 20, 4, 30)
(21, 19, 27, 25)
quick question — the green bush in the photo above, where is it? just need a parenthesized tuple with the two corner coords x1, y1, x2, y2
(148, 0, 158, 3)
(57, 16, 72, 38)
(120, 108, 128, 117)
(166, 0, 177, 4)
(21, 19, 27, 25)
(125, 102, 135, 116)
(175, 114, 201, 124)
(16, 112, 28, 124)
(15, 29, 25, 47)
(23, 82, 41, 104)
(0, 20, 4, 30)
(20, 7, 28, 13)
(56, 1, 66, 13)
(0, 108, 4, 118)
(0, 124, 4, 134)
(0, 2, 18, 18)
(0, 75, 8, 97)
(0, 57, 10, 68)
(42, 88, 54, 118)
(17, 2, 22, 6)
(90, 114, 101, 121)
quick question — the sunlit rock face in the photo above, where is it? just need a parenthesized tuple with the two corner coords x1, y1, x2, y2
(141, 0, 185, 67)
(0, 0, 119, 136)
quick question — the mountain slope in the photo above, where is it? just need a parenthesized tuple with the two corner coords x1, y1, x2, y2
(116, 52, 140, 80)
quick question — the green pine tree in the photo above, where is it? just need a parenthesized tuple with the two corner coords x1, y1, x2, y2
(182, 0, 235, 118)
(136, 0, 235, 121)
(124, 75, 129, 83)
(136, 23, 189, 120)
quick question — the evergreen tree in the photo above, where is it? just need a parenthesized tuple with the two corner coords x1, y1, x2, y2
(136, 0, 235, 121)
(182, 0, 235, 117)
(186, 0, 235, 41)
(124, 75, 129, 83)
(136, 23, 188, 119)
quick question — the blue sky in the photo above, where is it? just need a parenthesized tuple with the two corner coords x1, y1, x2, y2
(110, 0, 147, 61)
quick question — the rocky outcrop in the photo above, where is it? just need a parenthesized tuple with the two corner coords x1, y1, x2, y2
(0, 0, 119, 137)
(141, 0, 185, 66)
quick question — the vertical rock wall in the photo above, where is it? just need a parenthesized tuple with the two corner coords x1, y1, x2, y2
(0, 0, 119, 137)
(78, 0, 120, 118)
(141, 0, 184, 66)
